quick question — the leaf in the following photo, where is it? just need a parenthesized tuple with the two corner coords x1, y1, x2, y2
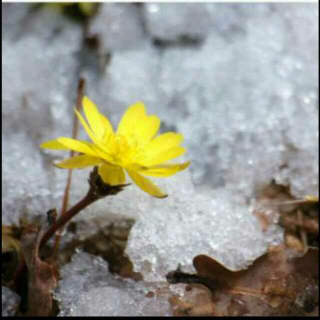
(2, 225, 22, 281)
(193, 247, 319, 315)
(167, 246, 319, 316)
(304, 195, 319, 203)
(2, 225, 21, 254)
(20, 214, 58, 316)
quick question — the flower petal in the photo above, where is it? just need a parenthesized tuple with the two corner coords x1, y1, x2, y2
(138, 161, 191, 177)
(74, 108, 114, 162)
(100, 113, 114, 144)
(40, 139, 70, 150)
(88, 144, 114, 163)
(54, 155, 102, 169)
(83, 96, 105, 140)
(145, 132, 184, 158)
(134, 115, 161, 143)
(57, 137, 98, 157)
(117, 102, 146, 136)
(141, 146, 186, 166)
(74, 108, 99, 144)
(98, 163, 126, 186)
(127, 170, 167, 198)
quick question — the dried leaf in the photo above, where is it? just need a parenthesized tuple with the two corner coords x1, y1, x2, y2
(194, 247, 318, 315)
(2, 225, 21, 254)
(304, 195, 319, 203)
(2, 225, 22, 281)
(20, 216, 58, 316)
(168, 246, 319, 315)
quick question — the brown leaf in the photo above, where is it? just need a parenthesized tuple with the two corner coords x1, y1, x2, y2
(2, 225, 21, 254)
(292, 247, 318, 277)
(2, 225, 22, 281)
(168, 246, 319, 315)
(193, 247, 319, 315)
(20, 216, 58, 316)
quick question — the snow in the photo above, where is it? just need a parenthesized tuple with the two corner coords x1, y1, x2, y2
(2, 286, 21, 317)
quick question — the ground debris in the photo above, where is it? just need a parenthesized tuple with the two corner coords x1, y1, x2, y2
(57, 218, 141, 280)
(2, 225, 22, 281)
(253, 183, 318, 250)
(169, 284, 214, 316)
(167, 246, 319, 316)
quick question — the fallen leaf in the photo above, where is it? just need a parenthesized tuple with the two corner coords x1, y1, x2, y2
(2, 225, 21, 254)
(20, 213, 58, 316)
(2, 225, 22, 281)
(304, 195, 319, 203)
(167, 246, 319, 316)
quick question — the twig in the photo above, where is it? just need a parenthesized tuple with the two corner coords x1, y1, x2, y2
(51, 78, 85, 258)
(272, 199, 318, 206)
(297, 209, 308, 253)
(280, 216, 318, 234)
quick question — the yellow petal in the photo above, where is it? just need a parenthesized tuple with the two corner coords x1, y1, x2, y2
(127, 170, 167, 198)
(145, 132, 184, 158)
(134, 115, 161, 143)
(98, 163, 126, 186)
(74, 107, 115, 162)
(100, 114, 114, 144)
(74, 107, 99, 144)
(83, 96, 105, 140)
(117, 102, 146, 136)
(141, 146, 186, 166)
(57, 137, 98, 157)
(40, 139, 70, 150)
(54, 155, 102, 169)
(139, 161, 191, 178)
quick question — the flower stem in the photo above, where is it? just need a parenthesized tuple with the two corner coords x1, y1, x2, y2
(13, 167, 130, 286)
(51, 77, 85, 258)
(41, 189, 97, 248)
(13, 189, 97, 286)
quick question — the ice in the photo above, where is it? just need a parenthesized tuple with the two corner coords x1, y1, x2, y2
(2, 4, 82, 225)
(124, 3, 317, 281)
(54, 251, 173, 316)
(153, 3, 319, 199)
(76, 3, 319, 203)
(144, 3, 211, 41)
(2, 4, 82, 141)
(2, 132, 53, 225)
(80, 40, 161, 125)
(2, 286, 21, 317)
(88, 3, 145, 52)
(275, 148, 319, 198)
(72, 287, 138, 316)
(125, 169, 283, 282)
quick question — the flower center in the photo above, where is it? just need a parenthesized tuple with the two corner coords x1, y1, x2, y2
(107, 134, 146, 166)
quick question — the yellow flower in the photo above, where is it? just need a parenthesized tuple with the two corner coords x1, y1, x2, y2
(41, 97, 190, 198)
(47, 3, 96, 16)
